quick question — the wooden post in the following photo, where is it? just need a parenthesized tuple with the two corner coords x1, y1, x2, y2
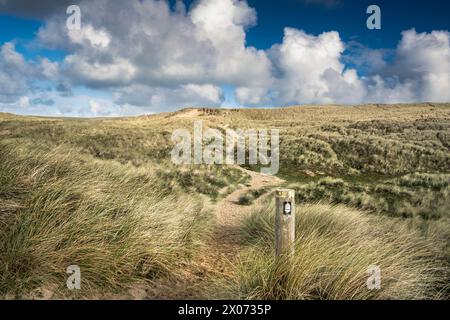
(275, 189, 295, 257)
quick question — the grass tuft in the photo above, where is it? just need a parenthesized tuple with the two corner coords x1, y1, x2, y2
(233, 201, 448, 300)
(0, 141, 212, 298)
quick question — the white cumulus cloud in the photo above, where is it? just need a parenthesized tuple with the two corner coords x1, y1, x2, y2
(35, 0, 271, 111)
(260, 28, 366, 105)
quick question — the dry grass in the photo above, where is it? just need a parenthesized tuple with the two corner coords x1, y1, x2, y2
(0, 103, 449, 299)
(232, 201, 448, 300)
(0, 141, 212, 298)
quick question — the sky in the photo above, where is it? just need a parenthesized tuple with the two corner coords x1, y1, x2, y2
(0, 0, 449, 117)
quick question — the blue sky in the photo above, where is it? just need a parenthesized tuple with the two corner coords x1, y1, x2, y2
(0, 0, 449, 116)
(245, 0, 450, 49)
(0, 15, 63, 61)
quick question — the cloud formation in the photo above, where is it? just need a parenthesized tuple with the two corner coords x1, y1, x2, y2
(0, 0, 449, 116)
(0, 42, 31, 103)
(266, 28, 366, 105)
(33, 0, 273, 111)
(362, 29, 450, 103)
(0, 42, 58, 103)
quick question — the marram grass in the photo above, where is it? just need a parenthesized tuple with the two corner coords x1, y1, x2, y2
(0, 141, 212, 298)
(232, 201, 448, 300)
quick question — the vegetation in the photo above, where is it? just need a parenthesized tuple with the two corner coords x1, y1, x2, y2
(0, 103, 449, 299)
(238, 187, 270, 206)
(0, 141, 212, 298)
(234, 202, 448, 299)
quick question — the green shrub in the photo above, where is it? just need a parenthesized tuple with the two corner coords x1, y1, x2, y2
(238, 194, 255, 206)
